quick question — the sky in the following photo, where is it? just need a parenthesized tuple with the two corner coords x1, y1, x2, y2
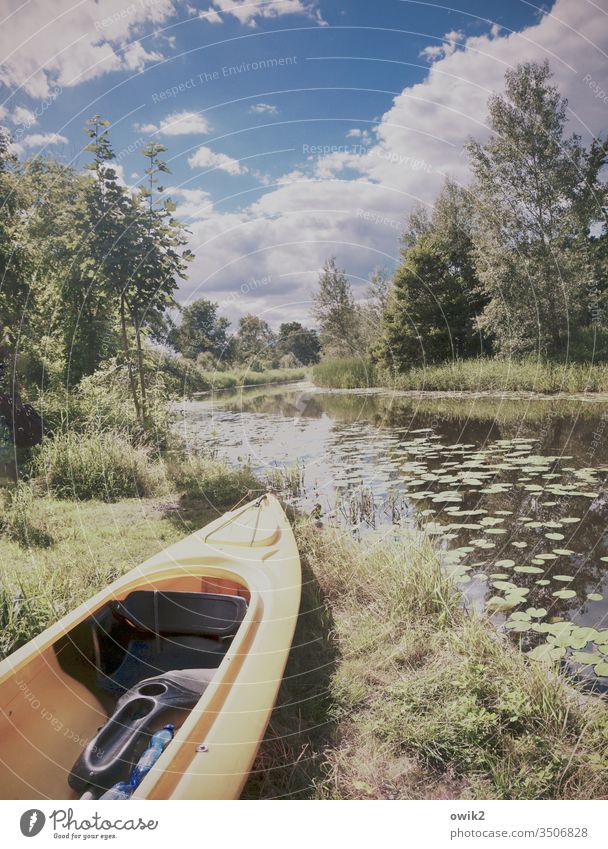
(1, 0, 607, 329)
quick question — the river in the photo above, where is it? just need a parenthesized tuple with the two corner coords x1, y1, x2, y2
(177, 380, 608, 687)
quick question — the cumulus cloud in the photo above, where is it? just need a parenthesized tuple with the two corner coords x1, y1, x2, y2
(420, 30, 464, 62)
(136, 110, 211, 136)
(21, 132, 68, 148)
(250, 102, 279, 115)
(0, 0, 175, 97)
(11, 105, 37, 127)
(209, 0, 326, 28)
(188, 145, 245, 174)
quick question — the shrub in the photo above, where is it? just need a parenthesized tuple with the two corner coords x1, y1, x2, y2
(312, 358, 377, 389)
(0, 483, 53, 548)
(170, 455, 261, 507)
(32, 430, 164, 501)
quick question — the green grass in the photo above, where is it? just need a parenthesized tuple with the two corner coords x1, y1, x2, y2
(246, 521, 608, 800)
(31, 430, 165, 501)
(168, 454, 261, 504)
(194, 366, 308, 392)
(313, 357, 608, 394)
(0, 497, 197, 658)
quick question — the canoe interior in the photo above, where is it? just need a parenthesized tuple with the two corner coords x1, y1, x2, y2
(0, 574, 249, 800)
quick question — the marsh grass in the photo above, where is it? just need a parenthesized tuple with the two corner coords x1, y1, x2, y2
(0, 482, 53, 548)
(265, 463, 306, 499)
(194, 366, 308, 393)
(247, 520, 608, 799)
(31, 430, 164, 501)
(168, 454, 261, 506)
(313, 357, 608, 395)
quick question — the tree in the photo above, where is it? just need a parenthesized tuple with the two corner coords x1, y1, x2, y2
(379, 179, 486, 369)
(118, 140, 193, 426)
(276, 322, 320, 365)
(466, 61, 608, 357)
(358, 267, 393, 351)
(235, 315, 275, 367)
(168, 299, 230, 361)
(312, 257, 361, 356)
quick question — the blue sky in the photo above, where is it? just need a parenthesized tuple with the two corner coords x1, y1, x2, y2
(1, 0, 607, 327)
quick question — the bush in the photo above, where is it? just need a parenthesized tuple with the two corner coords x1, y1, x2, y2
(0, 483, 53, 548)
(32, 430, 164, 501)
(170, 455, 261, 507)
(312, 358, 377, 389)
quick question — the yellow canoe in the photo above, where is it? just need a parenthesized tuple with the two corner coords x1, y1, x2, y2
(0, 494, 301, 800)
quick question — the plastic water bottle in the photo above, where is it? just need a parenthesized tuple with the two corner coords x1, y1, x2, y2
(99, 725, 175, 800)
(99, 781, 132, 800)
(130, 725, 174, 786)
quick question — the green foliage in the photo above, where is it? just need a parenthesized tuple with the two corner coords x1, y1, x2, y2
(380, 179, 486, 370)
(235, 314, 276, 367)
(313, 355, 608, 394)
(169, 455, 260, 507)
(466, 61, 608, 357)
(312, 257, 362, 357)
(312, 357, 377, 389)
(32, 430, 164, 501)
(276, 322, 320, 365)
(0, 483, 53, 548)
(168, 298, 231, 361)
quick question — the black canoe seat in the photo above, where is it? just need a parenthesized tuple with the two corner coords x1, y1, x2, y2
(110, 590, 247, 639)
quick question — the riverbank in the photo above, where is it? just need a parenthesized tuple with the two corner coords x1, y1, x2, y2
(2, 476, 607, 799)
(312, 357, 608, 395)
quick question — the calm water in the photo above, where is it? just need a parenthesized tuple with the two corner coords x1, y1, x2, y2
(176, 382, 608, 686)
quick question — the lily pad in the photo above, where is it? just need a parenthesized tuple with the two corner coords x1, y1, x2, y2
(515, 565, 544, 574)
(545, 532, 565, 541)
(587, 593, 603, 602)
(552, 589, 576, 600)
(527, 643, 566, 662)
(594, 662, 608, 677)
(526, 607, 547, 618)
(495, 559, 515, 568)
(553, 575, 574, 582)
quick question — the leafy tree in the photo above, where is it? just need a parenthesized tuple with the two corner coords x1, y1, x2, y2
(466, 61, 608, 356)
(276, 322, 320, 365)
(380, 179, 485, 369)
(358, 268, 393, 351)
(312, 257, 361, 356)
(235, 315, 275, 367)
(168, 299, 230, 361)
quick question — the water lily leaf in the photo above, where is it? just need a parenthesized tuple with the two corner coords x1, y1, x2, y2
(486, 595, 518, 611)
(536, 580, 550, 586)
(552, 589, 576, 600)
(553, 575, 574, 582)
(507, 622, 533, 633)
(587, 593, 603, 602)
(512, 542, 528, 549)
(594, 662, 608, 677)
(570, 652, 594, 666)
(545, 532, 565, 540)
(493, 580, 518, 591)
(552, 549, 574, 556)
(515, 565, 544, 574)
(510, 611, 532, 621)
(490, 573, 509, 580)
(527, 643, 566, 662)
(526, 608, 547, 618)
(495, 559, 515, 568)
(486, 528, 507, 535)
(559, 517, 580, 524)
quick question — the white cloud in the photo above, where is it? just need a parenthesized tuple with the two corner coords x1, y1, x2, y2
(11, 105, 37, 127)
(175, 0, 608, 318)
(137, 110, 211, 136)
(420, 29, 464, 62)
(0, 0, 175, 97)
(250, 102, 279, 115)
(209, 0, 326, 28)
(188, 145, 245, 175)
(21, 132, 68, 148)
(167, 186, 215, 220)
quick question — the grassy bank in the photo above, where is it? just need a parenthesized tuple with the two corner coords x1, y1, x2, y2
(156, 351, 307, 394)
(246, 521, 608, 800)
(312, 357, 608, 394)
